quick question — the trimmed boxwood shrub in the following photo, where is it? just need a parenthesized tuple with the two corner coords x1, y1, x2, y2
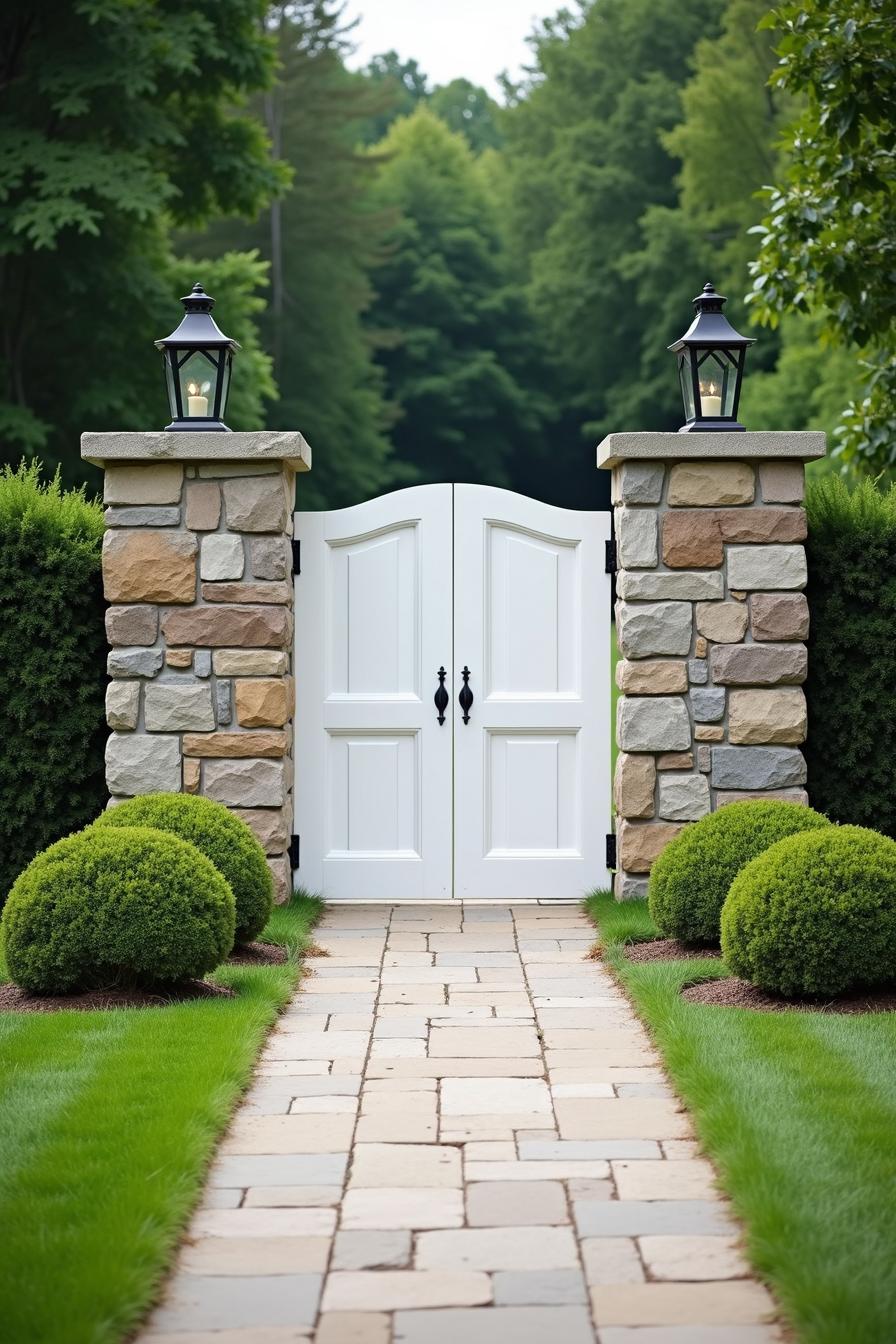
(0, 464, 105, 904)
(721, 825, 896, 997)
(2, 826, 235, 994)
(95, 793, 273, 943)
(805, 477, 896, 835)
(648, 800, 830, 944)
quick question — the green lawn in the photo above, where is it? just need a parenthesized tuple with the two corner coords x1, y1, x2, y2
(0, 892, 321, 1344)
(587, 891, 896, 1344)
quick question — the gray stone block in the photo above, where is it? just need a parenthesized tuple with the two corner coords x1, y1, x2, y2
(104, 506, 181, 527)
(200, 533, 245, 580)
(618, 697, 691, 753)
(598, 429, 826, 469)
(215, 678, 233, 725)
(574, 1199, 735, 1237)
(251, 535, 292, 580)
(209, 1153, 347, 1187)
(105, 732, 180, 795)
(394, 1306, 595, 1344)
(711, 643, 807, 686)
(493, 1270, 587, 1305)
(82, 429, 311, 467)
(107, 646, 164, 679)
(144, 683, 215, 731)
(204, 757, 285, 807)
(616, 507, 658, 568)
(614, 873, 649, 901)
(688, 658, 709, 685)
(618, 570, 724, 602)
(618, 461, 665, 504)
(617, 601, 692, 659)
(690, 687, 726, 722)
(105, 680, 140, 731)
(193, 649, 212, 678)
(658, 773, 711, 821)
(148, 1273, 322, 1332)
(727, 543, 807, 591)
(332, 1229, 411, 1270)
(711, 746, 807, 790)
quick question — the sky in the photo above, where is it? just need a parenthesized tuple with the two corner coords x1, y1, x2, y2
(341, 0, 563, 98)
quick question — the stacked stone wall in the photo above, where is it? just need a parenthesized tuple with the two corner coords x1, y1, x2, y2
(88, 436, 309, 904)
(611, 454, 812, 900)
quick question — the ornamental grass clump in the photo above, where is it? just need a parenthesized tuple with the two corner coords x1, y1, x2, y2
(721, 825, 896, 998)
(648, 800, 830, 944)
(2, 826, 235, 994)
(94, 793, 273, 943)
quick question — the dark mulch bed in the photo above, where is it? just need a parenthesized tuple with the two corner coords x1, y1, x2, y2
(682, 976, 896, 1015)
(0, 979, 236, 1014)
(623, 938, 722, 963)
(227, 940, 289, 966)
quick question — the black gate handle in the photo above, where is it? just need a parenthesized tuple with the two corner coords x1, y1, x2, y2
(434, 667, 449, 725)
(459, 666, 474, 723)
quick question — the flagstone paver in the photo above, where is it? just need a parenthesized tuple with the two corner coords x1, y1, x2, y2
(140, 903, 782, 1344)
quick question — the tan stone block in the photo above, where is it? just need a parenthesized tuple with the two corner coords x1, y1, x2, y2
(555, 1097, 691, 1141)
(105, 604, 158, 646)
(105, 680, 140, 731)
(614, 754, 656, 820)
(612, 1158, 716, 1200)
(269, 853, 291, 904)
(618, 820, 684, 873)
(182, 731, 287, 758)
(103, 530, 197, 604)
(616, 660, 688, 694)
(179, 1233, 330, 1275)
(581, 1237, 644, 1285)
(213, 649, 290, 676)
(695, 601, 749, 644)
(320, 1270, 492, 1312)
(728, 688, 807, 744)
(161, 605, 291, 648)
(222, 1113, 354, 1154)
(656, 751, 693, 770)
(760, 458, 805, 503)
(694, 635, 708, 657)
(183, 757, 201, 793)
(667, 462, 754, 507)
(661, 511, 723, 567)
(716, 788, 808, 806)
(751, 591, 810, 641)
(591, 1280, 776, 1326)
(201, 580, 292, 604)
(185, 481, 221, 531)
(639, 1234, 751, 1281)
(165, 647, 193, 668)
(103, 462, 182, 505)
(236, 807, 290, 853)
(349, 1143, 461, 1189)
(315, 1312, 390, 1344)
(236, 677, 289, 727)
(340, 1187, 464, 1230)
(223, 475, 288, 532)
(204, 757, 285, 807)
(694, 724, 724, 741)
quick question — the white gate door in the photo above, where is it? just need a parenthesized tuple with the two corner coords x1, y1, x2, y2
(294, 484, 610, 901)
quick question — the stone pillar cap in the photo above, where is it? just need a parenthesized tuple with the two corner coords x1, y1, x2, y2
(81, 430, 311, 469)
(597, 430, 825, 469)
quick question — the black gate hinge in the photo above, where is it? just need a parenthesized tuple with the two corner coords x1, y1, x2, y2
(291, 539, 301, 575)
(288, 834, 301, 870)
(605, 539, 617, 574)
(606, 832, 617, 870)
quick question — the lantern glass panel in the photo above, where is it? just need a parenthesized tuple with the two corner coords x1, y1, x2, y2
(696, 349, 738, 417)
(217, 352, 232, 420)
(178, 350, 219, 419)
(678, 354, 696, 421)
(164, 356, 180, 420)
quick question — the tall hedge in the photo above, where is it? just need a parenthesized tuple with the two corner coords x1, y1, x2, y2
(0, 464, 106, 899)
(805, 477, 896, 834)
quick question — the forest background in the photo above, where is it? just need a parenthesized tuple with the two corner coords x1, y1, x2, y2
(2, 0, 893, 511)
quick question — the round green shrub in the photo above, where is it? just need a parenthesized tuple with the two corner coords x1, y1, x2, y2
(648, 800, 830, 944)
(2, 826, 235, 994)
(95, 793, 273, 943)
(721, 825, 896, 997)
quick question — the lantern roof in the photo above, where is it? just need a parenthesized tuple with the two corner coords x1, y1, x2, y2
(668, 282, 755, 352)
(155, 283, 241, 352)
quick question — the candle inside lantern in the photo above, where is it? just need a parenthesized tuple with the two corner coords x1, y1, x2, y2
(700, 380, 722, 418)
(187, 382, 209, 417)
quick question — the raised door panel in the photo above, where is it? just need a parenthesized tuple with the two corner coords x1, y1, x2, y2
(486, 525, 579, 699)
(327, 525, 418, 699)
(486, 730, 579, 856)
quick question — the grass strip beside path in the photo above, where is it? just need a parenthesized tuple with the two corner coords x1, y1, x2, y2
(586, 891, 896, 1344)
(0, 893, 321, 1344)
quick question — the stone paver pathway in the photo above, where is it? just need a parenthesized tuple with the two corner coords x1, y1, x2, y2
(143, 903, 781, 1344)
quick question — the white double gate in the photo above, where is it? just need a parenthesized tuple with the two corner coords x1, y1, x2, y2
(294, 484, 611, 901)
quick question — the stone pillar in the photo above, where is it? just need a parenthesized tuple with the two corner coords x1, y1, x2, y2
(81, 431, 311, 902)
(598, 430, 825, 900)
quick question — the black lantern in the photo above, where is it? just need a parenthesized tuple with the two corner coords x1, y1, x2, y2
(155, 283, 240, 431)
(668, 282, 754, 432)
